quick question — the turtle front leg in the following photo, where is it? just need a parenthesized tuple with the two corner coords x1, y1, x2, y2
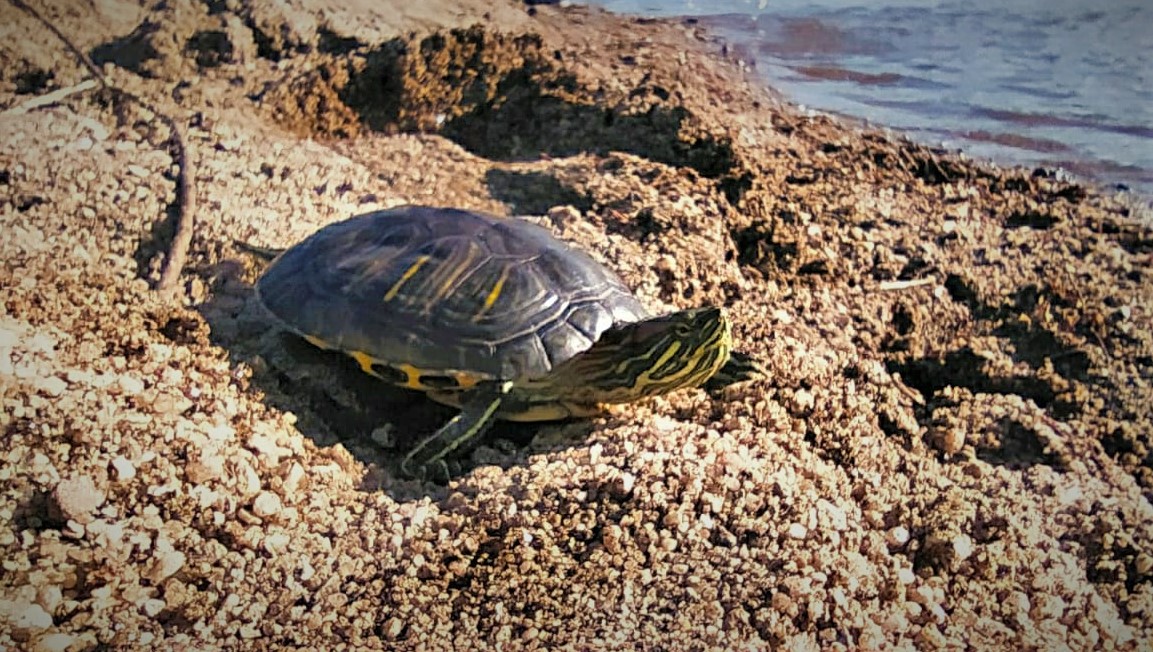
(400, 382, 511, 480)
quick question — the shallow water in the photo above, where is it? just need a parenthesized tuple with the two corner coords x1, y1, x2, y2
(583, 0, 1153, 197)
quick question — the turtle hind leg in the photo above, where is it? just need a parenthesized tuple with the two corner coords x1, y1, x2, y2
(400, 384, 509, 480)
(704, 350, 766, 396)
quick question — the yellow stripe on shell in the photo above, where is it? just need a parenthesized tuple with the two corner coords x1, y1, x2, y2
(383, 255, 431, 302)
(473, 265, 510, 322)
(414, 243, 479, 312)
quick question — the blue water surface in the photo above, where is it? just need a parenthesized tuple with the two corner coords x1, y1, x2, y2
(581, 0, 1153, 196)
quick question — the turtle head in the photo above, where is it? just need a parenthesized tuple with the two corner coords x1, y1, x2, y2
(563, 305, 733, 401)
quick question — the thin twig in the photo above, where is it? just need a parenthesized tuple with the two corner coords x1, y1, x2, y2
(6, 0, 197, 301)
(154, 122, 196, 298)
(2, 78, 99, 116)
(877, 278, 935, 291)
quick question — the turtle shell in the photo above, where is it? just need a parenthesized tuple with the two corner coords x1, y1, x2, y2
(255, 205, 649, 388)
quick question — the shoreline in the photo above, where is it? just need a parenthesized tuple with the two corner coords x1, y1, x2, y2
(590, 1, 1153, 202)
(2, 0, 1151, 649)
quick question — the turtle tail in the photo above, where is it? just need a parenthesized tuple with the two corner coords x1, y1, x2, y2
(235, 240, 286, 261)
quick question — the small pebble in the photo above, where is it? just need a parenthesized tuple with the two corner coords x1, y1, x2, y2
(252, 491, 282, 518)
(111, 456, 136, 481)
(141, 598, 167, 617)
(117, 374, 145, 395)
(32, 632, 77, 652)
(52, 476, 104, 525)
(887, 526, 910, 547)
(37, 376, 68, 397)
(145, 549, 186, 583)
(0, 599, 53, 636)
(952, 534, 974, 561)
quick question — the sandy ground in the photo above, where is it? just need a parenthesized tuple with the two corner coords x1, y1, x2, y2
(2, 0, 1152, 649)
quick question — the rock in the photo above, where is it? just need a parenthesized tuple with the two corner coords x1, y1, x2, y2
(383, 617, 405, 639)
(282, 462, 306, 496)
(252, 491, 282, 518)
(0, 324, 22, 348)
(141, 598, 167, 617)
(936, 427, 966, 455)
(952, 534, 974, 561)
(52, 476, 105, 525)
(186, 453, 225, 483)
(263, 531, 292, 554)
(111, 456, 136, 481)
(36, 375, 68, 397)
(116, 374, 145, 395)
(817, 499, 847, 531)
(0, 599, 53, 639)
(247, 432, 291, 466)
(145, 549, 186, 584)
(887, 526, 910, 547)
(151, 390, 193, 416)
(32, 632, 77, 652)
(35, 585, 62, 615)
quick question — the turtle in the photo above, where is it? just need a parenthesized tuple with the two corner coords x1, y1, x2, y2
(250, 205, 764, 478)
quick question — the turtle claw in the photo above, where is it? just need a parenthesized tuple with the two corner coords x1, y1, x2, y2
(399, 389, 505, 480)
(401, 458, 452, 484)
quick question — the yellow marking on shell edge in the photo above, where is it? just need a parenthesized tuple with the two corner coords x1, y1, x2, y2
(303, 334, 334, 350)
(384, 255, 431, 302)
(452, 371, 482, 390)
(396, 363, 425, 390)
(347, 350, 378, 376)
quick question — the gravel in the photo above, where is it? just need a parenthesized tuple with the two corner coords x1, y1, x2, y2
(1, 0, 1150, 649)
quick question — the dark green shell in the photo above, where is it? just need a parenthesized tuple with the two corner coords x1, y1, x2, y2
(255, 206, 649, 386)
